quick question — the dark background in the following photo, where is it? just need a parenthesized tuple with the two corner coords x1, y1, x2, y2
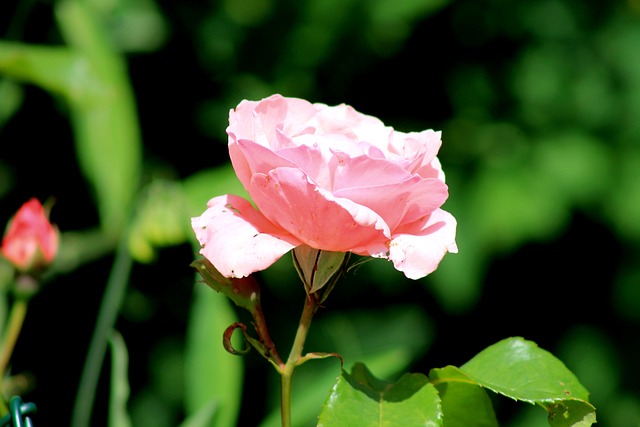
(1, 0, 640, 426)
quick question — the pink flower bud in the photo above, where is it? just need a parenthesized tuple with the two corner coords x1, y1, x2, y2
(2, 198, 59, 272)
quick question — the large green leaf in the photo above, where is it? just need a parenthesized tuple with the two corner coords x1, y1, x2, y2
(318, 363, 442, 427)
(183, 283, 243, 427)
(317, 338, 594, 426)
(429, 366, 498, 427)
(57, 0, 142, 234)
(0, 0, 143, 234)
(460, 337, 596, 426)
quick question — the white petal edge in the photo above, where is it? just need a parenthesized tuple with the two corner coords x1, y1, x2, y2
(387, 209, 458, 280)
(191, 194, 299, 278)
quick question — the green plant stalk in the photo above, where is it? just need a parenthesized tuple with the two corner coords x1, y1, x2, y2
(71, 232, 133, 427)
(280, 295, 319, 427)
(0, 296, 29, 414)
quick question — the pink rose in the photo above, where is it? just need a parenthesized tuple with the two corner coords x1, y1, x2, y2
(192, 94, 457, 280)
(2, 198, 59, 272)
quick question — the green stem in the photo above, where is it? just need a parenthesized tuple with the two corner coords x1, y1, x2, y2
(71, 232, 133, 427)
(0, 297, 29, 400)
(280, 295, 319, 427)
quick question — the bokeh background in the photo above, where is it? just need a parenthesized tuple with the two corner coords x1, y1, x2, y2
(1, 0, 640, 425)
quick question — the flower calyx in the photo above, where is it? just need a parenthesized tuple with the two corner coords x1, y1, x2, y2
(191, 257, 260, 312)
(292, 245, 350, 303)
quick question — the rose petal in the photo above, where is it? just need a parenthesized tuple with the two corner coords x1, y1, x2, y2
(229, 139, 297, 189)
(390, 130, 441, 160)
(331, 152, 411, 191)
(191, 194, 300, 278)
(315, 103, 389, 145)
(386, 209, 458, 280)
(232, 138, 337, 191)
(335, 176, 449, 231)
(249, 167, 390, 252)
(259, 96, 319, 147)
(227, 95, 318, 150)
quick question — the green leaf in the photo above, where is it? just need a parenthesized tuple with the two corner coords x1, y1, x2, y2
(108, 331, 132, 427)
(57, 0, 142, 234)
(461, 337, 589, 401)
(258, 305, 433, 427)
(318, 363, 442, 427)
(0, 42, 83, 95)
(545, 400, 597, 427)
(0, 0, 143, 234)
(429, 366, 498, 427)
(460, 337, 596, 426)
(183, 283, 243, 427)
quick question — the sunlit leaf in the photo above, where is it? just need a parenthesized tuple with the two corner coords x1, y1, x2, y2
(460, 337, 596, 426)
(429, 366, 498, 427)
(318, 363, 442, 426)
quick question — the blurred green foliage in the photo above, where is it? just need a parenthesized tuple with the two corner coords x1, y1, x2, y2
(1, 0, 639, 425)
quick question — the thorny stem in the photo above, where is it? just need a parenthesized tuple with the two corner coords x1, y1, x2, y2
(252, 303, 284, 368)
(280, 295, 319, 427)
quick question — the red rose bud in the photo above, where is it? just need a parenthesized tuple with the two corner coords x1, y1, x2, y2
(1, 198, 59, 272)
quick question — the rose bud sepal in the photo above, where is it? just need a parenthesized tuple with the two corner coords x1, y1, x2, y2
(191, 257, 260, 312)
(292, 245, 349, 303)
